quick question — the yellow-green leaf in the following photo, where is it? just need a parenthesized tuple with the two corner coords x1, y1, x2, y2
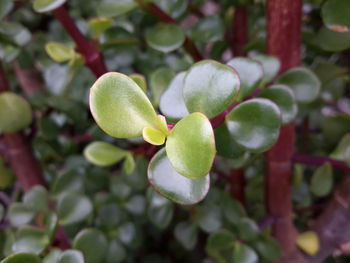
(296, 231, 320, 256)
(142, 127, 166, 146)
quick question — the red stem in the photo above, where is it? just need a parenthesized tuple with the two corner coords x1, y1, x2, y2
(231, 8, 248, 56)
(292, 154, 350, 172)
(229, 169, 246, 204)
(52, 6, 107, 78)
(265, 0, 302, 255)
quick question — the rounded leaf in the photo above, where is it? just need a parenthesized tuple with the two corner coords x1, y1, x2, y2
(8, 203, 35, 227)
(0, 253, 41, 263)
(129, 74, 147, 92)
(259, 84, 298, 125)
(0, 0, 13, 20)
(57, 193, 92, 225)
(88, 17, 113, 39)
(310, 162, 333, 197)
(183, 60, 240, 119)
(58, 250, 84, 263)
(226, 99, 281, 153)
(251, 55, 280, 84)
(33, 0, 67, 13)
(0, 92, 32, 133)
(206, 229, 235, 251)
(146, 23, 185, 53)
(150, 67, 175, 107)
(12, 226, 50, 254)
(315, 26, 350, 52)
(142, 127, 166, 146)
(159, 72, 189, 121)
(97, 0, 137, 18)
(23, 186, 49, 213)
(45, 42, 75, 63)
(166, 112, 216, 179)
(89, 72, 158, 138)
(148, 148, 210, 205)
(174, 221, 198, 250)
(84, 141, 127, 167)
(227, 57, 263, 98)
(73, 229, 108, 263)
(232, 242, 258, 263)
(322, 0, 350, 32)
(296, 231, 320, 256)
(277, 67, 321, 104)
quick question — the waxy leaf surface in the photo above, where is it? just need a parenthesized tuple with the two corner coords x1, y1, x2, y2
(1, 253, 41, 263)
(183, 60, 240, 119)
(58, 250, 84, 263)
(232, 242, 258, 263)
(227, 57, 263, 99)
(278, 67, 321, 103)
(166, 112, 215, 179)
(90, 72, 158, 138)
(251, 55, 280, 84)
(146, 23, 185, 53)
(45, 42, 75, 63)
(57, 193, 92, 225)
(259, 84, 298, 125)
(322, 0, 350, 32)
(33, 0, 67, 13)
(226, 99, 281, 153)
(84, 141, 127, 166)
(148, 148, 210, 205)
(159, 72, 189, 120)
(0, 92, 32, 133)
(142, 127, 166, 146)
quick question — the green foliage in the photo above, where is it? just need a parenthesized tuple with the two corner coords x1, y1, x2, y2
(322, 0, 350, 32)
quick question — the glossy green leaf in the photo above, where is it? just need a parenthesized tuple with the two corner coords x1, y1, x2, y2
(73, 229, 108, 263)
(226, 57, 263, 99)
(105, 241, 126, 263)
(51, 170, 84, 196)
(214, 123, 245, 159)
(147, 189, 174, 229)
(142, 127, 166, 146)
(232, 242, 258, 263)
(84, 141, 128, 167)
(254, 235, 282, 262)
(251, 55, 280, 84)
(129, 74, 147, 92)
(125, 195, 146, 215)
(57, 193, 93, 225)
(89, 72, 158, 138)
(174, 221, 198, 250)
(0, 253, 42, 263)
(166, 112, 215, 179)
(23, 186, 49, 213)
(0, 22, 31, 46)
(190, 15, 224, 43)
(315, 26, 350, 52)
(197, 205, 222, 233)
(97, 0, 137, 18)
(222, 194, 246, 224)
(88, 18, 113, 39)
(236, 218, 259, 242)
(159, 72, 189, 121)
(259, 84, 298, 125)
(146, 23, 185, 53)
(44, 212, 58, 240)
(310, 163, 333, 197)
(206, 229, 235, 251)
(0, 92, 32, 133)
(322, 0, 350, 32)
(150, 67, 175, 107)
(296, 231, 320, 256)
(0, 0, 13, 20)
(33, 0, 67, 13)
(226, 98, 281, 153)
(183, 60, 240, 119)
(45, 42, 75, 63)
(330, 133, 350, 164)
(43, 249, 61, 263)
(12, 226, 50, 254)
(58, 250, 84, 263)
(278, 67, 321, 103)
(148, 148, 210, 205)
(123, 153, 136, 174)
(8, 203, 35, 227)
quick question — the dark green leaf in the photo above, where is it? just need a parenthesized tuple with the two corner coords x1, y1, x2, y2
(183, 60, 240, 119)
(58, 250, 84, 263)
(148, 148, 210, 205)
(322, 0, 350, 32)
(232, 242, 258, 263)
(12, 226, 50, 254)
(174, 221, 198, 250)
(1, 253, 42, 263)
(23, 186, 49, 213)
(226, 98, 281, 153)
(150, 67, 175, 107)
(57, 193, 92, 225)
(236, 218, 259, 242)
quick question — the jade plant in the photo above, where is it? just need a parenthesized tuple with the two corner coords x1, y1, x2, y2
(0, 0, 350, 263)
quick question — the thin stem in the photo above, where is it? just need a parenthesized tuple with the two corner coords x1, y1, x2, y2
(52, 6, 107, 77)
(292, 154, 350, 172)
(231, 7, 248, 56)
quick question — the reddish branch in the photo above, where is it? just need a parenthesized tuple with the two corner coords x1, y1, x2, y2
(231, 8, 248, 56)
(136, 1, 203, 61)
(52, 6, 107, 78)
(0, 64, 46, 191)
(265, 0, 302, 255)
(13, 62, 46, 95)
(292, 154, 350, 172)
